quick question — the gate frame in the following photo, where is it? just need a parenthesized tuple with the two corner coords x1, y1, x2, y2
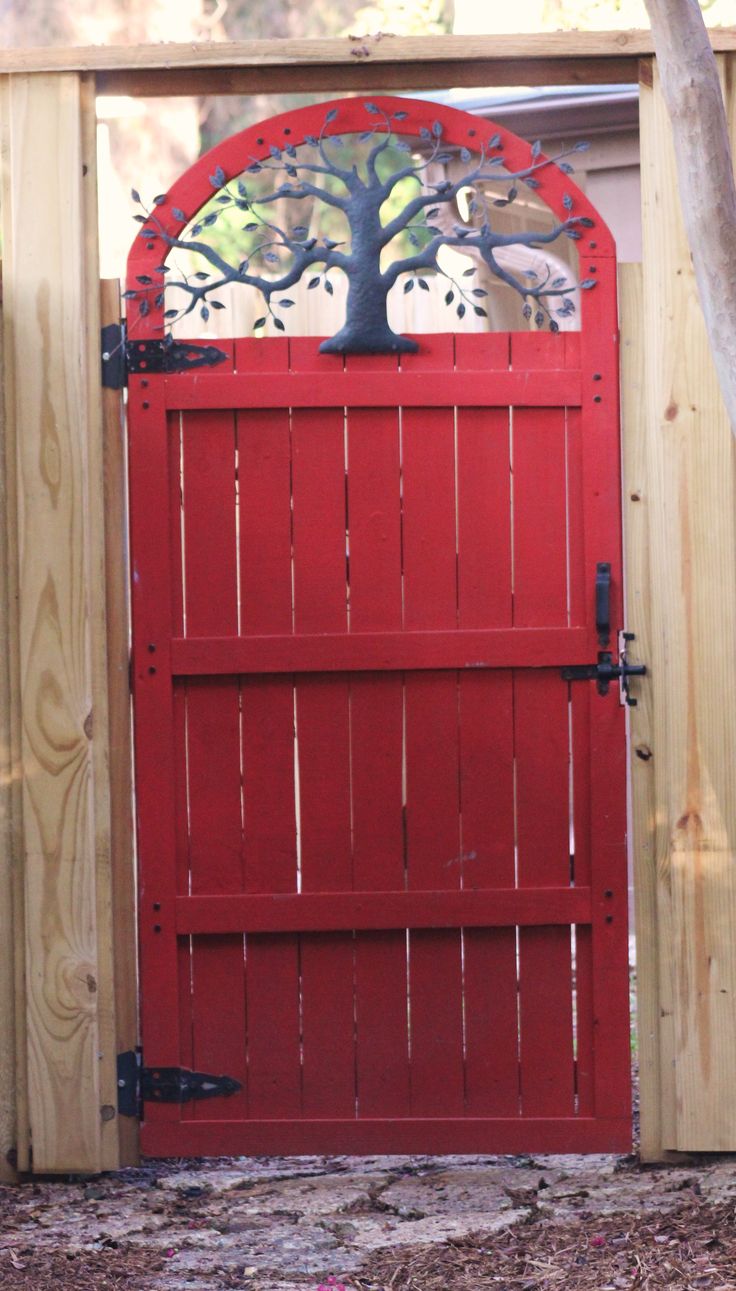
(1, 29, 735, 1172)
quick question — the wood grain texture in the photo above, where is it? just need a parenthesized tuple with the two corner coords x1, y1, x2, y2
(0, 29, 734, 76)
(0, 78, 30, 1176)
(95, 59, 640, 99)
(1, 72, 115, 1172)
(100, 279, 137, 1168)
(620, 262, 664, 1160)
(81, 77, 119, 1176)
(640, 59, 736, 1151)
(0, 268, 19, 1182)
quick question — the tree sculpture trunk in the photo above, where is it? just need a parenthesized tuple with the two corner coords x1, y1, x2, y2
(319, 269, 418, 354)
(644, 0, 736, 436)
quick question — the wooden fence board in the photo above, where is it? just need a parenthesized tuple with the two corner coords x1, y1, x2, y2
(0, 31, 735, 99)
(0, 269, 19, 1183)
(0, 71, 116, 1173)
(620, 262, 667, 1160)
(639, 58, 736, 1151)
(1, 77, 30, 1181)
(100, 278, 138, 1167)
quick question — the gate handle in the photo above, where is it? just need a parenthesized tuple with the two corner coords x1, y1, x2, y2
(596, 561, 611, 647)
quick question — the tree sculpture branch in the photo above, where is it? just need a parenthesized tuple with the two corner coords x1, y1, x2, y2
(128, 101, 596, 352)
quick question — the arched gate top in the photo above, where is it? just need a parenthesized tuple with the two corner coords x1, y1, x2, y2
(126, 94, 615, 350)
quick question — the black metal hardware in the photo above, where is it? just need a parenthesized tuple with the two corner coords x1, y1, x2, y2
(595, 561, 611, 646)
(101, 323, 127, 390)
(126, 336, 228, 375)
(117, 1049, 141, 1118)
(561, 634, 647, 707)
(117, 1050, 242, 1117)
(102, 325, 227, 388)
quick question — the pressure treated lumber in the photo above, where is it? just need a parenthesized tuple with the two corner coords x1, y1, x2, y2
(100, 280, 138, 1168)
(0, 89, 30, 1177)
(639, 58, 736, 1152)
(1, 30, 735, 96)
(0, 276, 18, 1183)
(620, 262, 665, 1161)
(0, 72, 118, 1173)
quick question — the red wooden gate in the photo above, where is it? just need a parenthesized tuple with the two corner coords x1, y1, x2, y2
(127, 97, 631, 1156)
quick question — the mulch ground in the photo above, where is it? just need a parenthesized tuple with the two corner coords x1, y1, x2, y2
(354, 1197, 736, 1291)
(0, 1243, 166, 1290)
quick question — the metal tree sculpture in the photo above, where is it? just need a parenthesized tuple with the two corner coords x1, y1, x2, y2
(128, 100, 596, 355)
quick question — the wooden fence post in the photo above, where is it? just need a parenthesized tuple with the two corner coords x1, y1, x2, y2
(0, 71, 120, 1173)
(638, 55, 736, 1152)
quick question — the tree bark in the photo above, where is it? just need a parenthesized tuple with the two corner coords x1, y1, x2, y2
(644, 0, 736, 436)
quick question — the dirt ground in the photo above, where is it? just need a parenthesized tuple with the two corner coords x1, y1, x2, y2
(2, 1149, 736, 1291)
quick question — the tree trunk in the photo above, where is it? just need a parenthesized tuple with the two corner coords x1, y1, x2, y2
(644, 0, 736, 436)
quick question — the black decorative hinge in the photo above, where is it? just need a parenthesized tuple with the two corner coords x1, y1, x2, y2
(102, 324, 227, 389)
(117, 1050, 242, 1117)
(561, 633, 647, 707)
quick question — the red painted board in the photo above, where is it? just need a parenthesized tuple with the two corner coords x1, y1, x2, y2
(176, 887, 591, 934)
(346, 352, 410, 1119)
(455, 333, 519, 1116)
(579, 264, 631, 1128)
(163, 368, 582, 411)
(234, 337, 302, 1119)
(170, 625, 591, 675)
(290, 337, 356, 1119)
(142, 1115, 632, 1159)
(401, 336, 464, 1118)
(179, 352, 248, 1119)
(130, 380, 184, 1134)
(515, 670, 575, 1119)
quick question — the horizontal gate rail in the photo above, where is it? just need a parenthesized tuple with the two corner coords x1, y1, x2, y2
(169, 627, 592, 675)
(174, 887, 593, 935)
(142, 1117, 632, 1159)
(161, 369, 582, 410)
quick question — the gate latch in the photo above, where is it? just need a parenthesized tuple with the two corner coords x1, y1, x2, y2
(561, 633, 647, 707)
(117, 1050, 242, 1117)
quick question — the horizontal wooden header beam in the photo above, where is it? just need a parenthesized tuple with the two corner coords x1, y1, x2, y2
(1, 29, 731, 95)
